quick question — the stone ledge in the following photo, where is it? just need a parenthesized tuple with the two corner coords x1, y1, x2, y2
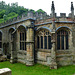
(35, 49, 51, 53)
(36, 59, 47, 62)
(0, 68, 11, 75)
(56, 54, 73, 57)
(17, 57, 26, 60)
(17, 50, 27, 55)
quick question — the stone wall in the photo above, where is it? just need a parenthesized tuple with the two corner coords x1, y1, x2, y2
(72, 27, 75, 47)
(0, 13, 74, 68)
(0, 68, 11, 75)
(35, 49, 51, 66)
(17, 50, 26, 64)
(36, 50, 73, 66)
(72, 26, 75, 65)
(34, 49, 74, 66)
(56, 50, 73, 66)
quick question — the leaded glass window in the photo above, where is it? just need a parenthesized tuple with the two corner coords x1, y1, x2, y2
(56, 30, 69, 50)
(20, 32, 26, 50)
(36, 30, 52, 49)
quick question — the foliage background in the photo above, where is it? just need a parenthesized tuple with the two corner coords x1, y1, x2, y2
(0, 1, 46, 23)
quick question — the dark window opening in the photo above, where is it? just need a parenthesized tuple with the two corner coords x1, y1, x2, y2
(48, 36, 51, 49)
(44, 36, 47, 49)
(36, 30, 51, 50)
(57, 35, 60, 50)
(37, 36, 39, 48)
(41, 36, 43, 49)
(57, 30, 69, 50)
(20, 32, 26, 50)
(66, 35, 68, 49)
(0, 42, 2, 48)
(61, 35, 64, 50)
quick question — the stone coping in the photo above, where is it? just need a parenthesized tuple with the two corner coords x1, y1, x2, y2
(0, 68, 11, 74)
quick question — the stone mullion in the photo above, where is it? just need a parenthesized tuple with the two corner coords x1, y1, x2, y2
(39, 36, 41, 49)
(60, 32, 62, 50)
(43, 34, 44, 49)
(24, 32, 25, 50)
(64, 35, 66, 50)
(56, 33, 57, 50)
(47, 35, 48, 49)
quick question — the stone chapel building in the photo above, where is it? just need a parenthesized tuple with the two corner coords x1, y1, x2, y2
(0, 1, 75, 69)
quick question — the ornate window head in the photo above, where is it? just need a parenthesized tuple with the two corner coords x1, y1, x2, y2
(56, 29, 69, 50)
(35, 29, 52, 49)
(18, 26, 26, 50)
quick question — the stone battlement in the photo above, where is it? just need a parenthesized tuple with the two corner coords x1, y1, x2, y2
(0, 11, 75, 28)
(0, 1, 75, 28)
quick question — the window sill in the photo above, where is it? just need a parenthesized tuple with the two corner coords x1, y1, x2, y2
(35, 49, 51, 53)
(18, 50, 27, 54)
(56, 49, 71, 52)
(56, 49, 72, 55)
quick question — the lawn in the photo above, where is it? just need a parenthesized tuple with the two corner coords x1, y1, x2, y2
(0, 61, 75, 75)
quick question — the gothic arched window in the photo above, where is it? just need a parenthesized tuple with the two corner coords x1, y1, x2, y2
(56, 30, 69, 50)
(18, 26, 26, 50)
(36, 30, 52, 49)
(20, 31, 26, 50)
(0, 32, 2, 48)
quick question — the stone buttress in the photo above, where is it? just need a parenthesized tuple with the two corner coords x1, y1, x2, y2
(26, 20, 35, 66)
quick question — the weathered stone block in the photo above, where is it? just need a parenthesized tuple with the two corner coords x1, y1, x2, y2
(0, 68, 11, 75)
(0, 55, 7, 62)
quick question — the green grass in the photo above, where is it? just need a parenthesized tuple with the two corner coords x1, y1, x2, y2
(0, 61, 75, 75)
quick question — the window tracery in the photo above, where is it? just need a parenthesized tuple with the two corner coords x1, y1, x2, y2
(56, 29, 69, 50)
(36, 30, 52, 49)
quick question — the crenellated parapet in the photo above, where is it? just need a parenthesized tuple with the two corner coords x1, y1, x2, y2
(0, 11, 74, 28)
(0, 11, 50, 27)
(0, 1, 74, 28)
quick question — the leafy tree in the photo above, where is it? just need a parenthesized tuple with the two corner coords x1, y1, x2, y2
(0, 1, 6, 9)
(17, 7, 28, 15)
(0, 9, 6, 18)
(29, 9, 35, 14)
(3, 14, 7, 21)
(5, 4, 11, 15)
(36, 9, 45, 13)
(7, 12, 18, 20)
(0, 1, 46, 24)
(0, 18, 4, 23)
